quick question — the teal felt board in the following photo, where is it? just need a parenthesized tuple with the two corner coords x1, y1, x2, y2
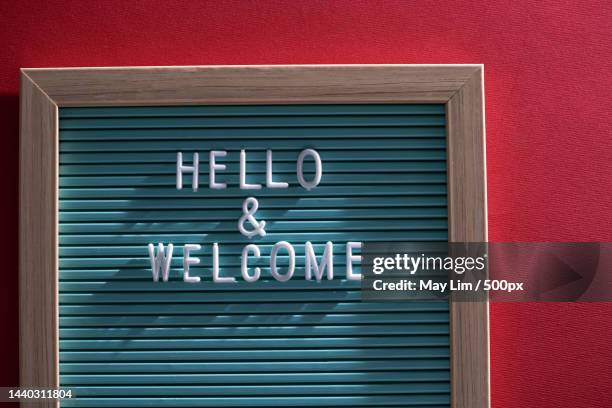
(58, 104, 450, 407)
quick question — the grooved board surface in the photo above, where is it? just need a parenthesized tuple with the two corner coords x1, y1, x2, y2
(58, 104, 449, 407)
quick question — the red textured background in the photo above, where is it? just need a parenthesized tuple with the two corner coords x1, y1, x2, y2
(1, 1, 611, 407)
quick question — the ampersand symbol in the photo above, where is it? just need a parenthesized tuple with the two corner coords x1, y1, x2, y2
(238, 197, 267, 238)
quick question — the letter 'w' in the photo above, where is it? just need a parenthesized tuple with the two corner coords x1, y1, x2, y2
(148, 243, 174, 282)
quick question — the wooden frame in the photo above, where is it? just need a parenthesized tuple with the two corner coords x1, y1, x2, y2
(20, 65, 488, 408)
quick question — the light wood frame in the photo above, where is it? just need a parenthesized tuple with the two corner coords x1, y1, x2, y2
(20, 65, 488, 408)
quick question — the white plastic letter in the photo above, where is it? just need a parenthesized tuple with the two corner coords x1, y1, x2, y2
(266, 150, 288, 188)
(148, 243, 174, 282)
(240, 150, 262, 190)
(209, 150, 227, 189)
(182, 244, 201, 283)
(212, 242, 235, 283)
(297, 149, 322, 190)
(346, 242, 362, 281)
(270, 241, 295, 282)
(241, 244, 262, 283)
(176, 152, 199, 191)
(305, 241, 334, 282)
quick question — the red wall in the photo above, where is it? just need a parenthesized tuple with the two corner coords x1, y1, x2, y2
(2, 1, 611, 407)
